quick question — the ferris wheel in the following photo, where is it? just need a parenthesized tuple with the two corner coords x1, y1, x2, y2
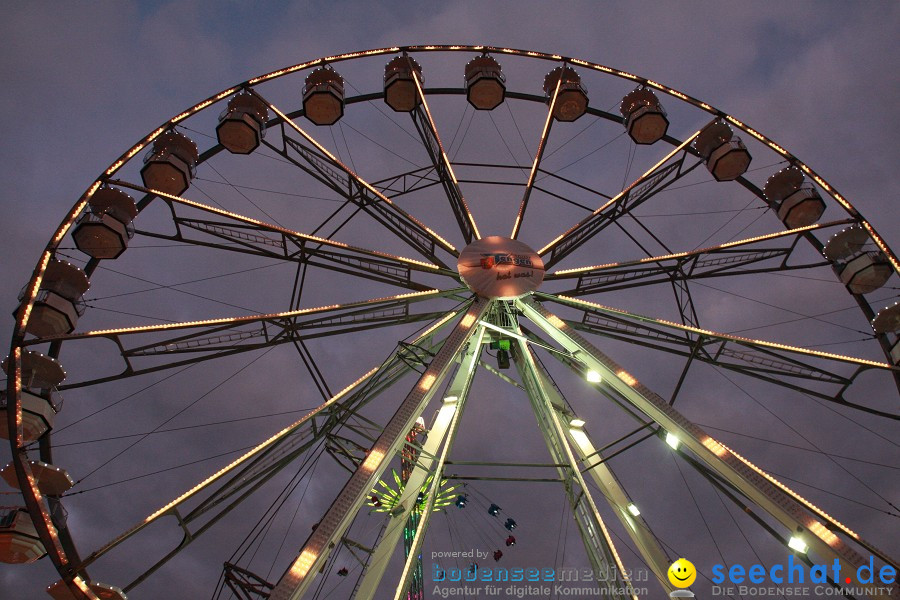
(2, 45, 898, 600)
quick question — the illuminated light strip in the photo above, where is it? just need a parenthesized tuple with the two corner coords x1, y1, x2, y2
(141, 366, 379, 524)
(113, 181, 442, 270)
(260, 96, 457, 253)
(538, 132, 700, 255)
(413, 309, 463, 342)
(16, 252, 52, 334)
(616, 370, 637, 387)
(290, 550, 318, 579)
(861, 220, 900, 274)
(418, 373, 437, 391)
(77, 289, 441, 337)
(512, 72, 562, 240)
(551, 294, 896, 370)
(551, 221, 842, 276)
(409, 65, 481, 240)
(717, 441, 861, 544)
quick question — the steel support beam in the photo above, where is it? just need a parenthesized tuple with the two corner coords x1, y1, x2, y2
(269, 297, 491, 600)
(388, 324, 486, 600)
(511, 334, 638, 599)
(529, 361, 675, 593)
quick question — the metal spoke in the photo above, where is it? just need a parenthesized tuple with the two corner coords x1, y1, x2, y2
(269, 298, 490, 600)
(35, 289, 466, 389)
(546, 220, 851, 295)
(249, 90, 459, 268)
(510, 70, 562, 240)
(538, 131, 705, 268)
(111, 178, 453, 286)
(538, 293, 899, 416)
(517, 295, 899, 582)
(407, 57, 481, 243)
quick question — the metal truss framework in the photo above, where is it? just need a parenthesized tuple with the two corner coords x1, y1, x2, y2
(5, 45, 898, 600)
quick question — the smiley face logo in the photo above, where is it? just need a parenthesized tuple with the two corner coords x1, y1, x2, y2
(667, 558, 697, 588)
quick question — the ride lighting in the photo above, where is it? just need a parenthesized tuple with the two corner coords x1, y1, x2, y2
(585, 370, 602, 383)
(788, 536, 808, 554)
(443, 395, 459, 404)
(665, 432, 680, 450)
(569, 418, 586, 429)
(627, 503, 641, 517)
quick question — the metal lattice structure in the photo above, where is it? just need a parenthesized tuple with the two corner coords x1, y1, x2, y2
(3, 46, 899, 600)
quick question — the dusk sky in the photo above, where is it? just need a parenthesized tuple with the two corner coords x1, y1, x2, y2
(1, 3, 898, 600)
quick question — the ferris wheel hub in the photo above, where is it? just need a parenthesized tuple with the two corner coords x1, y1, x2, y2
(457, 236, 545, 299)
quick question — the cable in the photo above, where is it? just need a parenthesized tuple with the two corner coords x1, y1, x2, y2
(70, 345, 277, 488)
(711, 366, 898, 512)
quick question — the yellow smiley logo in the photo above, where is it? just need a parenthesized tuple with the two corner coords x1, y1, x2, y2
(667, 558, 697, 588)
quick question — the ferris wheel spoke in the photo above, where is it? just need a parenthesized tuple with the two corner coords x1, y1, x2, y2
(524, 347, 674, 594)
(516, 295, 899, 584)
(511, 333, 639, 599)
(510, 70, 563, 240)
(545, 219, 851, 295)
(537, 293, 899, 417)
(538, 130, 707, 269)
(35, 289, 465, 390)
(247, 90, 459, 268)
(406, 58, 481, 244)
(111, 178, 455, 289)
(269, 298, 490, 600)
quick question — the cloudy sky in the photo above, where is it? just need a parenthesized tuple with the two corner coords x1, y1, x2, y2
(1, 2, 898, 600)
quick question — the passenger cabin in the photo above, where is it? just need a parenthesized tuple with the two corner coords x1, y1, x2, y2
(384, 56, 423, 112)
(763, 167, 825, 228)
(694, 120, 751, 181)
(47, 579, 128, 600)
(2, 461, 74, 496)
(543, 66, 588, 122)
(0, 351, 65, 442)
(620, 87, 668, 144)
(303, 68, 345, 125)
(465, 55, 506, 110)
(140, 130, 198, 196)
(217, 93, 268, 154)
(72, 187, 137, 259)
(823, 226, 893, 294)
(19, 259, 89, 338)
(0, 508, 48, 564)
(872, 303, 900, 365)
